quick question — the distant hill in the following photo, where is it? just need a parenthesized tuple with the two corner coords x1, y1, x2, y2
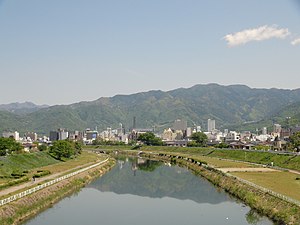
(1, 84, 300, 135)
(0, 102, 49, 115)
(230, 101, 300, 132)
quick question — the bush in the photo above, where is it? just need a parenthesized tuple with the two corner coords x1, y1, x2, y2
(33, 170, 51, 178)
(38, 144, 48, 151)
(11, 172, 25, 178)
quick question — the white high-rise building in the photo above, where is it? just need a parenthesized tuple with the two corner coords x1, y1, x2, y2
(262, 127, 267, 135)
(207, 119, 215, 132)
(273, 124, 282, 133)
(2, 131, 19, 141)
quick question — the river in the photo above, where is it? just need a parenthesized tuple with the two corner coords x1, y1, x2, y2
(25, 157, 274, 225)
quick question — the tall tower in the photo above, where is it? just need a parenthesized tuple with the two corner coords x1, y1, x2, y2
(133, 116, 136, 129)
(207, 119, 215, 132)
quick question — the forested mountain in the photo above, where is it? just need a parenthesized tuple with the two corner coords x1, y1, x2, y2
(0, 102, 48, 115)
(1, 84, 300, 134)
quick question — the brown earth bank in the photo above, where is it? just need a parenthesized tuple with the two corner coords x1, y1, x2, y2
(0, 158, 116, 225)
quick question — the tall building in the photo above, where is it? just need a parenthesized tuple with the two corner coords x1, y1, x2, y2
(2, 131, 19, 140)
(50, 129, 68, 141)
(58, 129, 68, 140)
(207, 119, 215, 132)
(49, 131, 59, 141)
(172, 119, 187, 132)
(262, 127, 267, 135)
(25, 132, 38, 141)
(186, 127, 192, 137)
(86, 130, 98, 140)
(273, 124, 282, 133)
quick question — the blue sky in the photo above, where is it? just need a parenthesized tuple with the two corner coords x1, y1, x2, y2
(0, 0, 300, 105)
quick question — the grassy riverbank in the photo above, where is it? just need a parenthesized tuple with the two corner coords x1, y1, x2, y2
(99, 148, 300, 224)
(0, 151, 105, 190)
(231, 171, 300, 202)
(139, 146, 300, 171)
(153, 154, 300, 225)
(0, 158, 116, 225)
(0, 152, 59, 185)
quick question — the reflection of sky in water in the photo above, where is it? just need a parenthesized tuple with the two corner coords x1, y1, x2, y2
(89, 159, 232, 205)
(25, 160, 274, 225)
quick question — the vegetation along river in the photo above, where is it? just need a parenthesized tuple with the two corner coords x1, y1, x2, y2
(24, 157, 274, 225)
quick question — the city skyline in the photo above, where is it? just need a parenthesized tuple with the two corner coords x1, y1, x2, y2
(1, 1, 300, 105)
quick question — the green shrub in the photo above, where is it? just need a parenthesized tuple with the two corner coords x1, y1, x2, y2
(33, 170, 51, 178)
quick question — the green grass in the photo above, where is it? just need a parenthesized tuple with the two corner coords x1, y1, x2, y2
(208, 150, 300, 170)
(85, 145, 132, 150)
(0, 151, 105, 188)
(192, 155, 254, 168)
(138, 146, 300, 171)
(39, 151, 105, 174)
(231, 171, 300, 202)
(0, 152, 59, 183)
(140, 146, 214, 155)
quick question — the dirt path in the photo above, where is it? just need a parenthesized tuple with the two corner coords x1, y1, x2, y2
(0, 161, 97, 197)
(218, 167, 277, 173)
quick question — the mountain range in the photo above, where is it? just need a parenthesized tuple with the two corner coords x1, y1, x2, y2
(0, 102, 49, 115)
(1, 83, 300, 135)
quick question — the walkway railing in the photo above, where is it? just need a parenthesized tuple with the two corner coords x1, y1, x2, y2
(0, 158, 109, 207)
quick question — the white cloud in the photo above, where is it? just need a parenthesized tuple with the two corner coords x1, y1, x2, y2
(224, 25, 290, 47)
(291, 38, 300, 46)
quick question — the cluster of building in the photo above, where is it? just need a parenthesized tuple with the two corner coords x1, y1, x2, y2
(161, 119, 299, 150)
(2, 118, 299, 151)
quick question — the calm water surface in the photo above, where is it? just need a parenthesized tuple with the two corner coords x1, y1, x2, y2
(25, 158, 274, 225)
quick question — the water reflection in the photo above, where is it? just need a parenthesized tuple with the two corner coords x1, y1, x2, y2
(89, 158, 231, 205)
(25, 157, 274, 225)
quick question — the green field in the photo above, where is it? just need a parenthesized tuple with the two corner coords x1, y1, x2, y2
(0, 151, 103, 186)
(39, 151, 105, 174)
(231, 171, 300, 202)
(192, 155, 255, 168)
(208, 150, 300, 170)
(0, 152, 59, 183)
(138, 146, 300, 171)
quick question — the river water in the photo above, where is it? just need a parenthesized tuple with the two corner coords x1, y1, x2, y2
(25, 158, 274, 225)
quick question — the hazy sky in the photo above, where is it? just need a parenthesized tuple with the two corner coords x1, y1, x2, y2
(1, 0, 300, 105)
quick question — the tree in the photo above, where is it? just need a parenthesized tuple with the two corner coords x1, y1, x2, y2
(49, 140, 74, 160)
(38, 144, 48, 151)
(290, 131, 300, 151)
(215, 142, 229, 149)
(190, 132, 208, 147)
(0, 137, 23, 156)
(137, 132, 163, 146)
(74, 141, 82, 154)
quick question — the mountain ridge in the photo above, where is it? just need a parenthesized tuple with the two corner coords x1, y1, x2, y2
(0, 102, 49, 115)
(1, 84, 300, 134)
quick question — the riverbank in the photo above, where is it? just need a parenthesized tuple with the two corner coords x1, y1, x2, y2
(104, 149, 300, 225)
(0, 158, 116, 225)
(147, 153, 300, 225)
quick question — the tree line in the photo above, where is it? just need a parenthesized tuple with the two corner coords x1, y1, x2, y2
(0, 137, 82, 159)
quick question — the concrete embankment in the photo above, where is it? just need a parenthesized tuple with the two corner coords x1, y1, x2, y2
(0, 158, 116, 225)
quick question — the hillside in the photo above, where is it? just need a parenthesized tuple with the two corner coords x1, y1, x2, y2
(231, 101, 300, 132)
(1, 84, 300, 135)
(0, 102, 48, 115)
